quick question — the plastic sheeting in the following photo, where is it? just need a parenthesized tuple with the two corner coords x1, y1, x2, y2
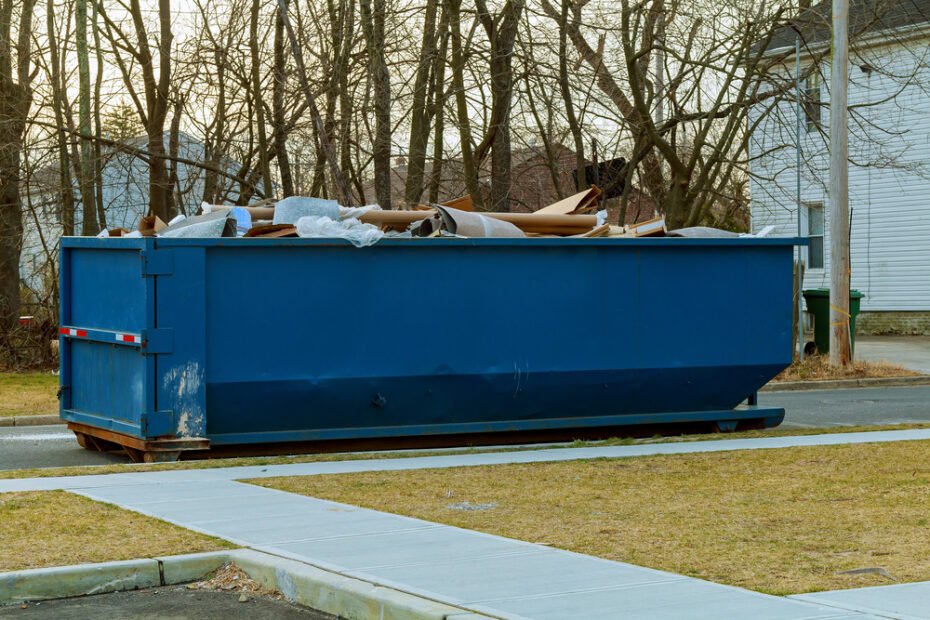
(295, 216, 384, 247)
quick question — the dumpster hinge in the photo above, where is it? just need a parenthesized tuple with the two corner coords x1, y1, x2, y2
(142, 410, 176, 437)
(143, 328, 174, 354)
(141, 250, 173, 276)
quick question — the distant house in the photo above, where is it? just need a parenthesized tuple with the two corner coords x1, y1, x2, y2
(366, 144, 658, 225)
(749, 0, 930, 334)
(20, 132, 247, 295)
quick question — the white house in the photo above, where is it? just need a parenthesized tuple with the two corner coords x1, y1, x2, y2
(20, 132, 248, 296)
(749, 0, 930, 334)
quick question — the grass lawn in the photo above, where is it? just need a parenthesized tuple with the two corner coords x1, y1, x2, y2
(0, 372, 59, 417)
(0, 423, 928, 481)
(254, 440, 930, 596)
(0, 491, 234, 572)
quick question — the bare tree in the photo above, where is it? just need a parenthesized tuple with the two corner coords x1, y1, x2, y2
(98, 0, 175, 220)
(474, 0, 525, 211)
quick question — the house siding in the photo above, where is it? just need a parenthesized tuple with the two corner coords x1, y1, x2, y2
(749, 42, 930, 313)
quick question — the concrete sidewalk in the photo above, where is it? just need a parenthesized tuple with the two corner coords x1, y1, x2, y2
(5, 429, 930, 618)
(72, 480, 877, 620)
(3, 427, 930, 494)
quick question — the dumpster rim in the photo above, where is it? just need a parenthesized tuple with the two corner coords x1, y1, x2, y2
(60, 236, 808, 249)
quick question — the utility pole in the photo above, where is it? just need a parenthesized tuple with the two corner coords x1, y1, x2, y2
(829, 0, 852, 367)
(795, 36, 805, 362)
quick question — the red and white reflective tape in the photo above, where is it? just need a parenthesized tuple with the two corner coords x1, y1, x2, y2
(59, 327, 87, 338)
(115, 333, 142, 344)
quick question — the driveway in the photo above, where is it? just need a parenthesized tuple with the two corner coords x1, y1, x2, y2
(856, 335, 930, 373)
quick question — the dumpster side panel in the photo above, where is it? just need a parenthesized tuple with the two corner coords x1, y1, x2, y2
(154, 246, 208, 438)
(635, 244, 794, 407)
(176, 239, 794, 444)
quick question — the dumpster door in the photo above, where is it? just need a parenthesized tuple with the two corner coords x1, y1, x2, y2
(59, 239, 170, 438)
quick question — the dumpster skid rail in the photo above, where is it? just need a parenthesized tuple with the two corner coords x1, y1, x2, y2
(59, 236, 799, 462)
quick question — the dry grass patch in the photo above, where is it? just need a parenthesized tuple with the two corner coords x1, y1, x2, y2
(0, 372, 59, 417)
(254, 440, 930, 596)
(0, 491, 233, 572)
(1, 423, 928, 481)
(773, 355, 920, 382)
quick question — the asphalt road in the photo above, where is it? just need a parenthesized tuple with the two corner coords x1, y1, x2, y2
(3, 385, 930, 472)
(0, 424, 131, 471)
(0, 587, 334, 619)
(770, 385, 930, 428)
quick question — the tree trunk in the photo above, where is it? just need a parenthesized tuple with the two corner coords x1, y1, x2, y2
(46, 0, 75, 236)
(272, 0, 294, 197)
(0, 90, 27, 335)
(486, 0, 524, 212)
(359, 0, 392, 208)
(333, 0, 357, 202)
(250, 0, 274, 199)
(166, 97, 183, 217)
(427, 16, 449, 204)
(148, 131, 171, 220)
(559, 0, 585, 190)
(92, 0, 107, 230)
(0, 0, 35, 336)
(76, 0, 100, 235)
(404, 0, 439, 206)
(444, 0, 481, 207)
(121, 0, 173, 219)
(202, 45, 227, 204)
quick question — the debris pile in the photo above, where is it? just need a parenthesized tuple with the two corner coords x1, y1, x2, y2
(89, 185, 769, 243)
(186, 562, 283, 600)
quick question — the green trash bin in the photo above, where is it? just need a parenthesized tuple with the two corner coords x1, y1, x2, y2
(802, 288, 864, 354)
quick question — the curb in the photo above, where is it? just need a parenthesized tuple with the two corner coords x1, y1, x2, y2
(0, 415, 63, 428)
(231, 549, 493, 620)
(763, 375, 930, 392)
(0, 550, 495, 620)
(0, 558, 161, 603)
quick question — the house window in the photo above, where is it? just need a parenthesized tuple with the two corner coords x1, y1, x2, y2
(807, 202, 824, 269)
(804, 73, 822, 132)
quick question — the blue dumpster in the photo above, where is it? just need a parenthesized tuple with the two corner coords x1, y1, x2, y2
(59, 236, 798, 461)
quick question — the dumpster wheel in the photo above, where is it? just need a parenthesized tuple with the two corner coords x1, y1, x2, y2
(123, 447, 184, 464)
(711, 418, 769, 433)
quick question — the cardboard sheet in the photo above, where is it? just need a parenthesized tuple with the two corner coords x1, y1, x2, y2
(534, 186, 601, 216)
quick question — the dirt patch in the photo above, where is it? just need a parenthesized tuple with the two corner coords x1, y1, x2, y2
(253, 439, 930, 595)
(773, 355, 921, 382)
(0, 491, 234, 572)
